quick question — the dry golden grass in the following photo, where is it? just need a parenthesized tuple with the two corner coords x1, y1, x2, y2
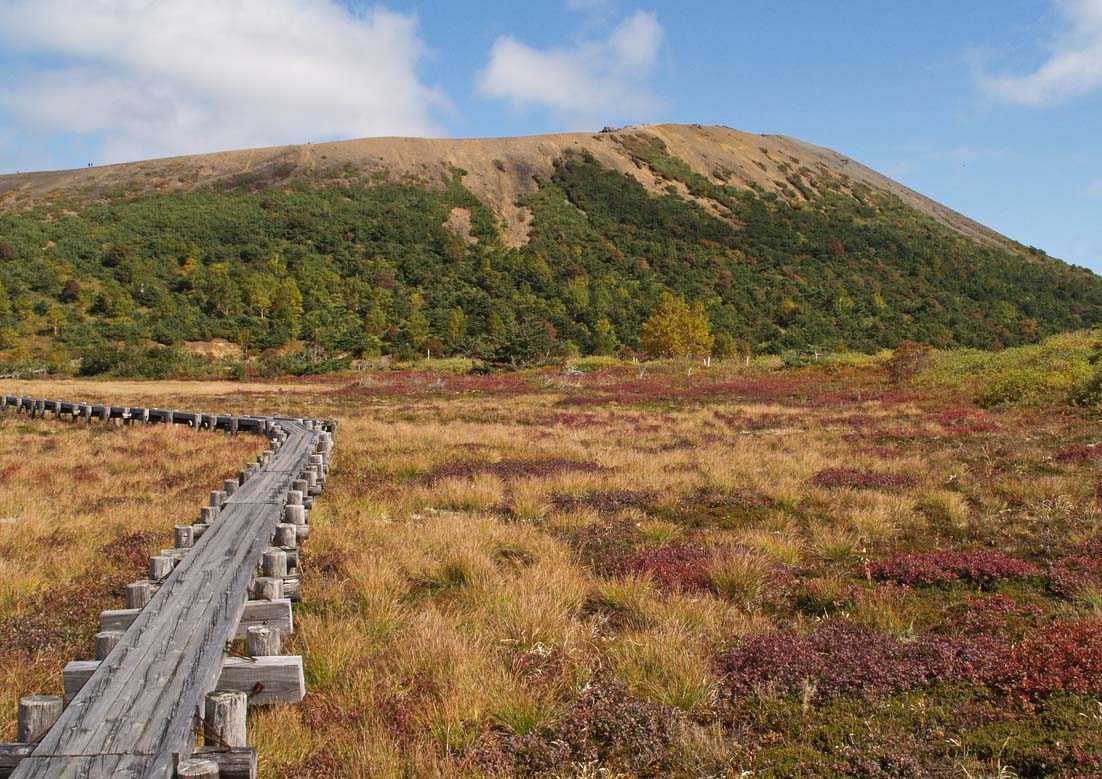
(4, 373, 1100, 777)
(0, 410, 262, 741)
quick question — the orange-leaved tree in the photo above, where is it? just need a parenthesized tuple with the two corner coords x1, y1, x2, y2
(640, 292, 714, 358)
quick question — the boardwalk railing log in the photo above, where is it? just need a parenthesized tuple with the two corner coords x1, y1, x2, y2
(0, 394, 334, 779)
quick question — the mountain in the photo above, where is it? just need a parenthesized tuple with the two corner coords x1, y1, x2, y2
(0, 124, 1098, 373)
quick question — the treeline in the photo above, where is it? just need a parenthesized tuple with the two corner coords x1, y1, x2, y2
(0, 143, 1100, 376)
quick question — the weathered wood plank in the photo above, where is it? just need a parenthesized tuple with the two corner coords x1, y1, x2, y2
(63, 656, 305, 706)
(100, 599, 293, 639)
(0, 745, 33, 779)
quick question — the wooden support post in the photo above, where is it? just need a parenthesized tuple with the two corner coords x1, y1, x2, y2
(200, 505, 219, 524)
(193, 522, 210, 539)
(223, 479, 238, 497)
(252, 577, 284, 601)
(174, 525, 195, 549)
(273, 523, 297, 549)
(17, 695, 63, 743)
(304, 467, 320, 496)
(261, 549, 287, 578)
(246, 625, 280, 657)
(177, 757, 219, 778)
(125, 580, 154, 609)
(94, 630, 124, 660)
(282, 577, 301, 602)
(284, 503, 306, 525)
(210, 490, 227, 507)
(149, 555, 176, 581)
(204, 690, 247, 748)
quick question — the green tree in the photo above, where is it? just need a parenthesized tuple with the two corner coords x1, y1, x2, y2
(445, 307, 468, 352)
(270, 277, 304, 343)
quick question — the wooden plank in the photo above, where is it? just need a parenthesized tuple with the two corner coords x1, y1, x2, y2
(217, 656, 306, 705)
(0, 745, 33, 779)
(191, 748, 257, 779)
(63, 656, 305, 706)
(99, 599, 293, 638)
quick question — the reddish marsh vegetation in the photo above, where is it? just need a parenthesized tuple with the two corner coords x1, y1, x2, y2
(6, 361, 1102, 778)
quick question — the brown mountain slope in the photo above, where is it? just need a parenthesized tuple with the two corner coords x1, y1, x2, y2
(0, 123, 1013, 251)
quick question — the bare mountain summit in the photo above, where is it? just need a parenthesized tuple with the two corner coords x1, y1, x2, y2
(0, 124, 1012, 251)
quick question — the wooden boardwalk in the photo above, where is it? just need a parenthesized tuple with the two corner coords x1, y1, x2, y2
(0, 396, 332, 779)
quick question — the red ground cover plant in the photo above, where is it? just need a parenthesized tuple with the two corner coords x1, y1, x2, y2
(945, 594, 1045, 639)
(1048, 536, 1102, 598)
(870, 550, 1043, 587)
(714, 621, 1008, 703)
(623, 542, 714, 591)
(931, 409, 1003, 434)
(1054, 443, 1102, 464)
(1002, 620, 1102, 701)
(468, 678, 686, 779)
(568, 519, 643, 576)
(811, 467, 917, 491)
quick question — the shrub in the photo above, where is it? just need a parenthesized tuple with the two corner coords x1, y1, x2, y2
(1003, 620, 1102, 700)
(78, 343, 192, 378)
(947, 594, 1044, 639)
(973, 368, 1053, 407)
(1048, 536, 1102, 599)
(714, 620, 1008, 703)
(870, 550, 1042, 587)
(1054, 443, 1102, 463)
(887, 340, 932, 382)
(1070, 366, 1102, 409)
(812, 468, 917, 491)
(625, 542, 713, 592)
(497, 679, 686, 777)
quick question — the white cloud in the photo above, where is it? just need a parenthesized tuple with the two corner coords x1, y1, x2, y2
(1089, 178, 1102, 195)
(0, 0, 447, 167)
(476, 10, 664, 127)
(979, 0, 1102, 105)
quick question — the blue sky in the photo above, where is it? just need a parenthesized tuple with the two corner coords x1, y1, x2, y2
(0, 0, 1100, 271)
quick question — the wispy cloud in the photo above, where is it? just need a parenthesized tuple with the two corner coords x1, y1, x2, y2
(0, 0, 447, 168)
(476, 9, 665, 128)
(978, 0, 1102, 105)
(1089, 178, 1102, 195)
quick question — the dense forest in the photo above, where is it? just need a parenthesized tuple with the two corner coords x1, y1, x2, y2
(0, 136, 1100, 376)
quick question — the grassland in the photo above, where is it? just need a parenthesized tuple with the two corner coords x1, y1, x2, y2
(0, 407, 264, 742)
(2, 336, 1102, 778)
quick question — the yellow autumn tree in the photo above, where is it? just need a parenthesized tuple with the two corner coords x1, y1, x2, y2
(640, 292, 714, 358)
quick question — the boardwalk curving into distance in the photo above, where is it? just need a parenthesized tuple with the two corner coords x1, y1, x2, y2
(0, 395, 333, 779)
